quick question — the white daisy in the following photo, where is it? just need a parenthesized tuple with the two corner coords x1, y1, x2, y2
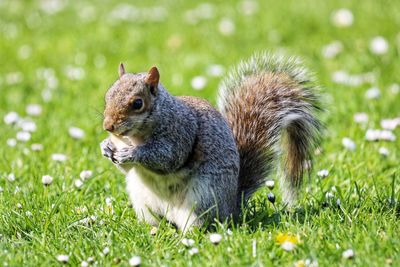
(105, 197, 112, 205)
(4, 111, 19, 125)
(365, 129, 396, 141)
(31, 144, 44, 151)
(14, 186, 21, 194)
(380, 118, 400, 130)
(42, 175, 53, 185)
(365, 87, 381, 99)
(129, 256, 141, 266)
(265, 180, 275, 189)
(331, 9, 354, 28)
(102, 247, 110, 255)
(7, 138, 17, 147)
(191, 76, 207, 90)
(322, 41, 343, 59)
(7, 173, 16, 182)
(20, 120, 37, 132)
(26, 104, 42, 116)
(342, 249, 355, 259)
(51, 153, 67, 162)
(69, 127, 85, 139)
(181, 238, 195, 247)
(353, 113, 368, 124)
(378, 147, 390, 156)
(331, 70, 348, 84)
(150, 227, 157, 235)
(209, 233, 222, 244)
(342, 137, 356, 151)
(325, 192, 334, 199)
(281, 241, 296, 251)
(218, 18, 235, 36)
(16, 131, 31, 142)
(317, 169, 329, 178)
(56, 254, 69, 263)
(369, 36, 389, 55)
(74, 179, 83, 188)
(80, 170, 93, 180)
(188, 247, 199, 255)
(206, 64, 225, 77)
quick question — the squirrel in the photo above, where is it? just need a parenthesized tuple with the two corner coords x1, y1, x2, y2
(100, 52, 321, 231)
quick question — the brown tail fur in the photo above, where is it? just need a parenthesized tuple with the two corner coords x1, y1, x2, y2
(218, 53, 321, 204)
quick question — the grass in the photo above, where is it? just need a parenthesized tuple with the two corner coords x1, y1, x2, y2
(0, 0, 399, 266)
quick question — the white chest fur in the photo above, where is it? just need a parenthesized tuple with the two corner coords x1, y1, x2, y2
(109, 134, 198, 230)
(125, 167, 198, 230)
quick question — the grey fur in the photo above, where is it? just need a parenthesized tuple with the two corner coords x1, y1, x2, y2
(102, 80, 240, 230)
(101, 52, 321, 230)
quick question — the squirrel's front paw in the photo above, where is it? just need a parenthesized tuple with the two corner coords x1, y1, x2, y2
(100, 139, 115, 160)
(113, 147, 135, 164)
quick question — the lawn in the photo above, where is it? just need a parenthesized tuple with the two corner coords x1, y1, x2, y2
(0, 0, 399, 266)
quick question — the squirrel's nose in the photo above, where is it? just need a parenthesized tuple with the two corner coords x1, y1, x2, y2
(103, 118, 115, 132)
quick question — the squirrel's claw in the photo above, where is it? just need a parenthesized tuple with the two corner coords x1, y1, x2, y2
(113, 147, 134, 164)
(100, 139, 115, 160)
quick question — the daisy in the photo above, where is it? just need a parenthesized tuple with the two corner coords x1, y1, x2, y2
(342, 249, 355, 259)
(265, 180, 275, 189)
(129, 256, 141, 266)
(4, 111, 19, 125)
(56, 254, 69, 263)
(80, 170, 93, 180)
(69, 127, 85, 139)
(317, 169, 329, 178)
(42, 175, 53, 185)
(191, 76, 207, 91)
(331, 9, 354, 28)
(369, 36, 389, 55)
(26, 104, 42, 116)
(209, 233, 223, 244)
(342, 137, 356, 151)
(181, 238, 195, 247)
(51, 153, 67, 162)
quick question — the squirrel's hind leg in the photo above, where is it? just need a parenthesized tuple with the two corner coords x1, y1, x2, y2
(166, 206, 201, 233)
(183, 172, 239, 227)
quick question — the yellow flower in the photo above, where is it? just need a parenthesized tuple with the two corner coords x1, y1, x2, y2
(294, 260, 305, 267)
(276, 233, 300, 245)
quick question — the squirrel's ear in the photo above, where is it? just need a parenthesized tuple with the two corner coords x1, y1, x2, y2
(119, 63, 126, 78)
(145, 66, 159, 95)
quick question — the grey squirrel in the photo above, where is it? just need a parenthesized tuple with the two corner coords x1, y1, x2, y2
(100, 52, 321, 231)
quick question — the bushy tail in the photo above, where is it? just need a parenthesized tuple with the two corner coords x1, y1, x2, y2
(217, 52, 322, 204)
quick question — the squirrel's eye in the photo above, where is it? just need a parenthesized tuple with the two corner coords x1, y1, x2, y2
(131, 98, 143, 110)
